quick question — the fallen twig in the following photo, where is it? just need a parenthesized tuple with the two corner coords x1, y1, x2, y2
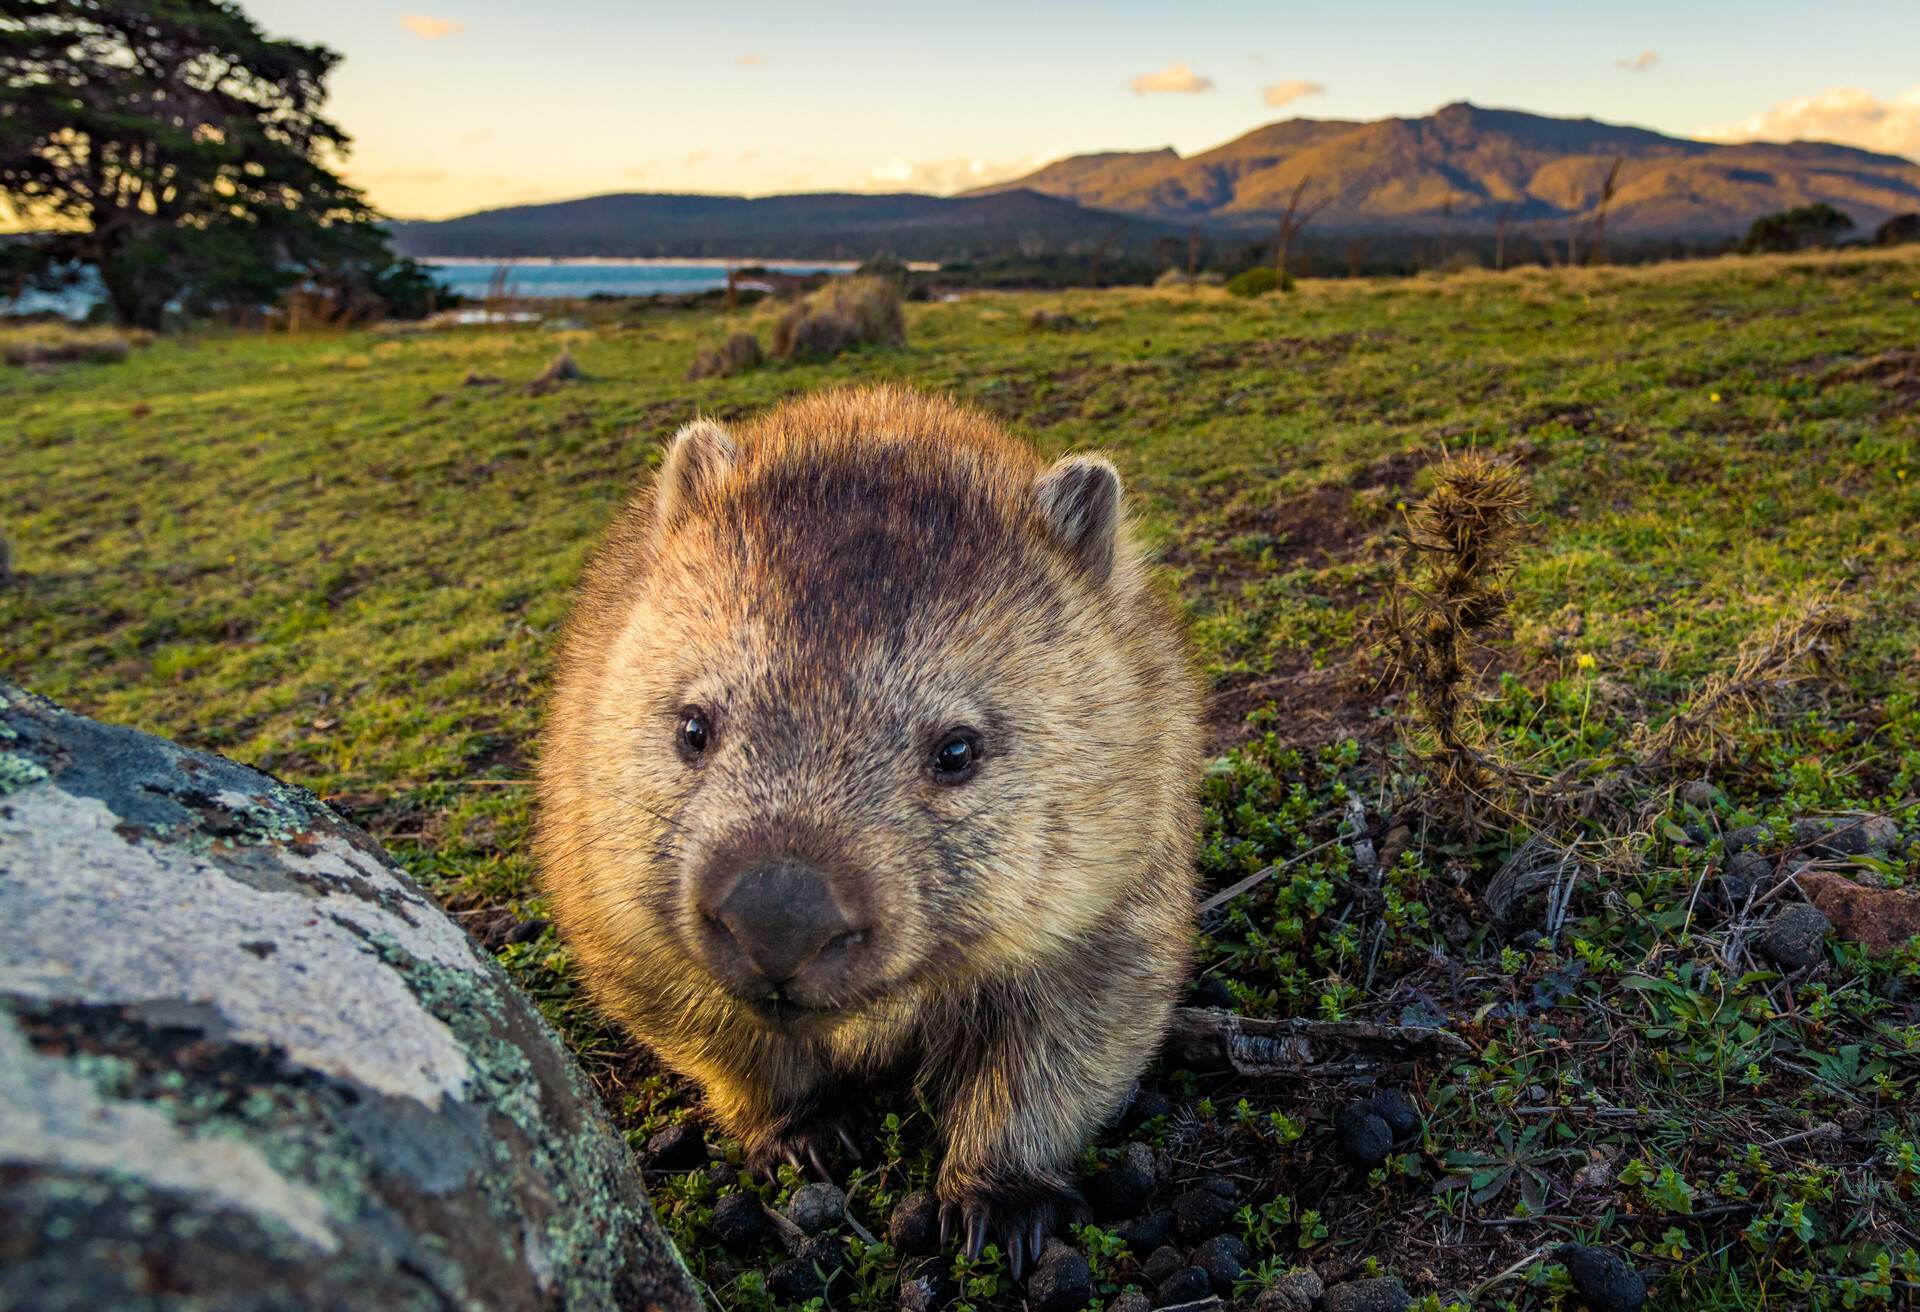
(1162, 1006, 1472, 1077)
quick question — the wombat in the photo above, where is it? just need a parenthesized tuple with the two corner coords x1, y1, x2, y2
(537, 385, 1201, 1274)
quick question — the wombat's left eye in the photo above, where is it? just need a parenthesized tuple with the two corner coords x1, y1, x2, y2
(678, 709, 711, 757)
(931, 731, 978, 782)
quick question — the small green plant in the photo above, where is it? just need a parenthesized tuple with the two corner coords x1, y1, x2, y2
(1226, 266, 1288, 297)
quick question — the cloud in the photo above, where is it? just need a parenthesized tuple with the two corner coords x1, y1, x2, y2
(1700, 84, 1920, 160)
(1615, 50, 1659, 73)
(862, 156, 1038, 195)
(736, 54, 765, 66)
(1263, 79, 1326, 108)
(1130, 61, 1212, 96)
(399, 13, 463, 39)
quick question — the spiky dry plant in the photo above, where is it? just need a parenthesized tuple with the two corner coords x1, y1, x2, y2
(1635, 591, 1852, 768)
(1379, 450, 1530, 828)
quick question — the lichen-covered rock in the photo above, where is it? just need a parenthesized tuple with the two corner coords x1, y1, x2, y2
(0, 684, 700, 1312)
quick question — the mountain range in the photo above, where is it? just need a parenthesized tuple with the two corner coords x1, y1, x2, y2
(388, 102, 1920, 259)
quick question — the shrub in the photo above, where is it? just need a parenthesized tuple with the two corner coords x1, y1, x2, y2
(1874, 213, 1920, 247)
(1227, 267, 1287, 298)
(686, 331, 764, 380)
(2, 327, 134, 367)
(1739, 203, 1854, 254)
(770, 276, 904, 362)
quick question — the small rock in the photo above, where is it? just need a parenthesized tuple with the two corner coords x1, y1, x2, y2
(503, 916, 550, 944)
(1254, 1267, 1325, 1312)
(1755, 903, 1832, 970)
(1800, 871, 1920, 952)
(1116, 1208, 1174, 1253)
(1109, 1293, 1152, 1312)
(1191, 974, 1233, 1008)
(1193, 1233, 1248, 1295)
(1718, 850, 1774, 909)
(1323, 1276, 1412, 1312)
(768, 1257, 826, 1304)
(1679, 779, 1716, 807)
(787, 1181, 846, 1235)
(1155, 1265, 1213, 1306)
(1141, 1245, 1184, 1287)
(889, 1190, 940, 1257)
(709, 1193, 765, 1253)
(1555, 1243, 1646, 1312)
(1171, 1183, 1237, 1242)
(1126, 1088, 1176, 1127)
(1794, 814, 1900, 856)
(1090, 1142, 1157, 1219)
(1368, 1088, 1420, 1140)
(1028, 1245, 1094, 1312)
(644, 1123, 708, 1171)
(898, 1258, 948, 1312)
(1334, 1104, 1393, 1167)
(798, 1233, 848, 1274)
(1724, 823, 1773, 855)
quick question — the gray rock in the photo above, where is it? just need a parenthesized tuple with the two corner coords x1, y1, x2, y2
(1793, 814, 1900, 856)
(1335, 1103, 1394, 1166)
(1724, 823, 1773, 855)
(1756, 903, 1832, 970)
(1324, 1276, 1412, 1312)
(787, 1180, 847, 1235)
(1719, 850, 1774, 909)
(1254, 1266, 1325, 1312)
(1193, 1232, 1248, 1294)
(889, 1189, 940, 1256)
(1109, 1293, 1153, 1312)
(0, 684, 698, 1312)
(1555, 1243, 1646, 1312)
(1154, 1265, 1213, 1306)
(1090, 1140, 1157, 1218)
(1028, 1243, 1094, 1312)
(1678, 779, 1716, 807)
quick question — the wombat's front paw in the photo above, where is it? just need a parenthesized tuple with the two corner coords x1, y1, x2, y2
(746, 1105, 873, 1182)
(939, 1176, 1088, 1280)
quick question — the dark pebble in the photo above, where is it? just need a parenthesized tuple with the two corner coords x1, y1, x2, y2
(768, 1257, 826, 1303)
(709, 1192, 764, 1253)
(1718, 850, 1774, 909)
(1116, 1208, 1174, 1252)
(1191, 974, 1233, 1008)
(1141, 1244, 1184, 1287)
(1171, 1183, 1237, 1242)
(1323, 1276, 1412, 1312)
(1193, 1233, 1248, 1295)
(1556, 1243, 1646, 1312)
(1794, 814, 1899, 856)
(1090, 1142, 1157, 1219)
(1254, 1267, 1325, 1312)
(1126, 1088, 1176, 1127)
(1334, 1104, 1394, 1167)
(898, 1258, 948, 1312)
(1678, 779, 1716, 807)
(1368, 1088, 1420, 1140)
(1154, 1265, 1213, 1307)
(1028, 1245, 1094, 1312)
(787, 1181, 846, 1235)
(1108, 1293, 1152, 1312)
(502, 916, 550, 944)
(1755, 903, 1832, 971)
(888, 1190, 940, 1257)
(798, 1233, 848, 1274)
(1724, 823, 1772, 855)
(644, 1123, 707, 1171)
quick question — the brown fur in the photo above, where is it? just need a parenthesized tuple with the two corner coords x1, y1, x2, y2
(536, 385, 1202, 1247)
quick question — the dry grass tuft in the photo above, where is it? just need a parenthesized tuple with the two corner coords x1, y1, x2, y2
(1635, 591, 1852, 768)
(2, 325, 140, 367)
(686, 331, 764, 381)
(770, 276, 905, 362)
(525, 348, 583, 395)
(1379, 450, 1530, 827)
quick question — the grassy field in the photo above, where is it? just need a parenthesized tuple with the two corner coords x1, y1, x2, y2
(5, 249, 1920, 1310)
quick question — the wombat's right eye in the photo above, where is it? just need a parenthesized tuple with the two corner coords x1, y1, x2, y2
(677, 709, 711, 757)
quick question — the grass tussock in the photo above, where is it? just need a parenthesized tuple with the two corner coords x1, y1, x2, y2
(2, 324, 144, 367)
(1379, 450, 1530, 827)
(770, 275, 905, 361)
(685, 331, 764, 381)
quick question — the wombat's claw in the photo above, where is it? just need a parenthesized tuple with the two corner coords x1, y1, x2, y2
(938, 1183, 1085, 1282)
(751, 1109, 871, 1183)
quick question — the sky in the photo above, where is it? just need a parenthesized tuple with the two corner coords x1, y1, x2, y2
(238, 0, 1920, 220)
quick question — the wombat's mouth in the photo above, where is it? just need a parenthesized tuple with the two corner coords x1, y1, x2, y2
(740, 991, 848, 1033)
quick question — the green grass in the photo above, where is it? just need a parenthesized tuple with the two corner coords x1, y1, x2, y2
(5, 248, 1920, 1310)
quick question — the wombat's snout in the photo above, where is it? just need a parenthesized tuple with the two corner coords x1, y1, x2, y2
(698, 859, 871, 1008)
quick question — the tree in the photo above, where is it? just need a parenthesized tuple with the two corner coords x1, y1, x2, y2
(1873, 213, 1920, 247)
(1739, 204, 1854, 255)
(0, 0, 429, 327)
(1273, 177, 1328, 282)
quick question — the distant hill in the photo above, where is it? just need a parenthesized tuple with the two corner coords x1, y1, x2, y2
(386, 189, 1174, 261)
(971, 101, 1920, 237)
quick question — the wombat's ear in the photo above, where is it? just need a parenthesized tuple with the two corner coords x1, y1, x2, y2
(653, 419, 737, 535)
(1035, 454, 1122, 584)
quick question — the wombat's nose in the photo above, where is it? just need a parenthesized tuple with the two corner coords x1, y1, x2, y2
(710, 861, 854, 985)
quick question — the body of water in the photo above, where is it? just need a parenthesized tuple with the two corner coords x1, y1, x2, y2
(420, 258, 856, 300)
(2, 258, 864, 319)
